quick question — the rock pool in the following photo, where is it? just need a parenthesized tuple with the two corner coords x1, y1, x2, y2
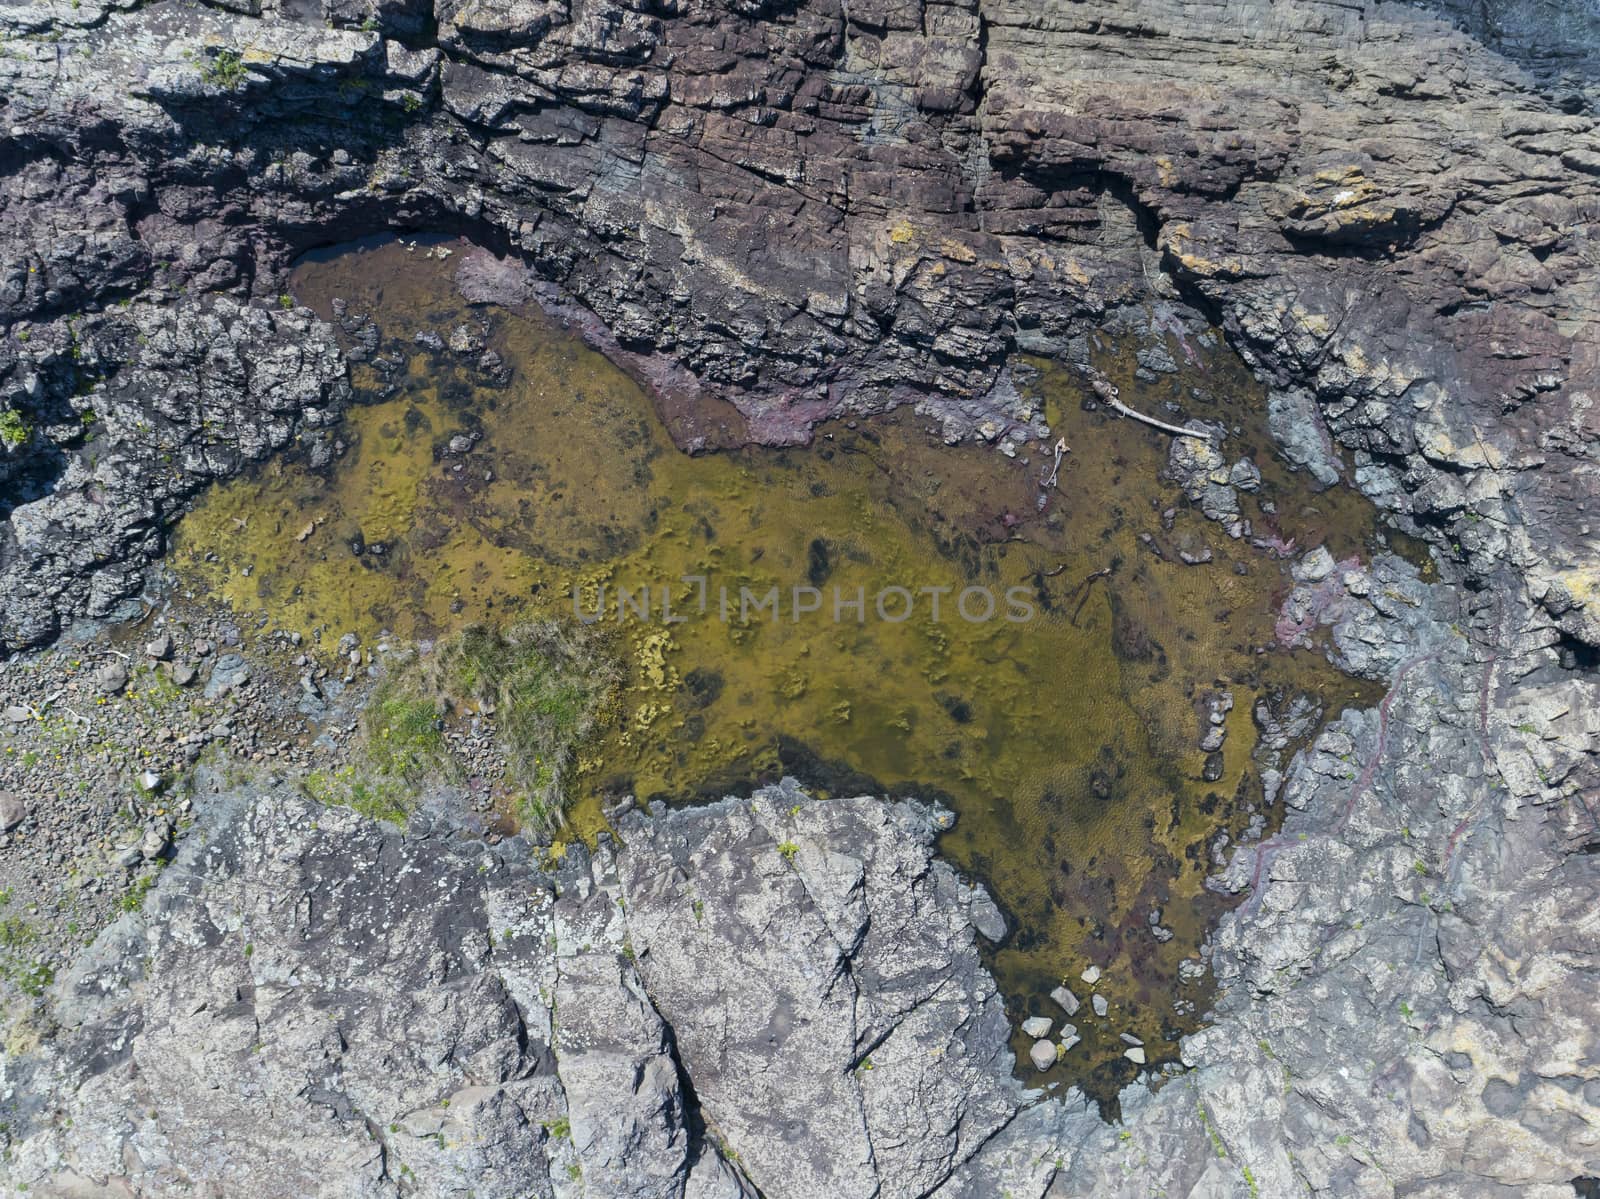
(172, 237, 1399, 1099)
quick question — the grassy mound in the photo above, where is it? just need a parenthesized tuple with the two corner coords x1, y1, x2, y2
(313, 621, 619, 836)
(420, 621, 619, 834)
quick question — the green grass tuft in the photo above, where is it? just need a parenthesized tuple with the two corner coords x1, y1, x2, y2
(324, 621, 618, 837)
(363, 684, 449, 783)
(0, 408, 29, 450)
(200, 48, 248, 88)
(416, 621, 618, 836)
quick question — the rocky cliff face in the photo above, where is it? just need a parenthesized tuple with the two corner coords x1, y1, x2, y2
(1, 0, 1598, 1194)
(1, 0, 1599, 657)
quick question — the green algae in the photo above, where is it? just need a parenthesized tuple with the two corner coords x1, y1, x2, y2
(170, 239, 1397, 1098)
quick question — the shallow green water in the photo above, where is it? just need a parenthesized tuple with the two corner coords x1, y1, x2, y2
(172, 238, 1396, 1098)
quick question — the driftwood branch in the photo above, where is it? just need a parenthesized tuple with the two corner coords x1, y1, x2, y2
(1042, 437, 1069, 488)
(1067, 565, 1115, 626)
(1091, 379, 1214, 441)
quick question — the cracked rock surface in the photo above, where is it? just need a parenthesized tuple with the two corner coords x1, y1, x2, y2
(0, 776, 1074, 1197)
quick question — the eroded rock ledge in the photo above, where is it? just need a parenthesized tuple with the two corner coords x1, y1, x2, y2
(1, 0, 1599, 658)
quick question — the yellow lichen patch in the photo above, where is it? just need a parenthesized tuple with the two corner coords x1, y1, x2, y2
(889, 220, 917, 244)
(1414, 419, 1506, 470)
(1159, 224, 1246, 279)
(634, 628, 676, 691)
(1312, 165, 1368, 186)
(939, 237, 978, 263)
(1556, 565, 1600, 605)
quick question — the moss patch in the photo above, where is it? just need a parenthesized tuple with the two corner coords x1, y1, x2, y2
(0, 407, 29, 451)
(381, 621, 619, 835)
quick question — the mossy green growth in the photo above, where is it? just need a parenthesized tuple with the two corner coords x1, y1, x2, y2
(199, 48, 248, 89)
(0, 917, 34, 951)
(0, 408, 29, 450)
(303, 765, 414, 827)
(297, 686, 448, 826)
(363, 682, 449, 783)
(404, 621, 619, 835)
(0, 917, 51, 997)
(323, 622, 617, 835)
(117, 868, 161, 913)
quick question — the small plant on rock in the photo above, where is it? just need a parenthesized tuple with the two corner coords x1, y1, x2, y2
(191, 47, 248, 89)
(0, 408, 29, 450)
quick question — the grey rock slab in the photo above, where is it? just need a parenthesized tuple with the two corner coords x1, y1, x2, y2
(1050, 985, 1080, 1016)
(5, 781, 602, 1198)
(93, 662, 128, 695)
(615, 782, 1023, 1199)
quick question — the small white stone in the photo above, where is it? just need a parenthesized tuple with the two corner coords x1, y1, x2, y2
(1021, 1016, 1053, 1039)
(1124, 1047, 1146, 1065)
(1028, 1039, 1057, 1072)
(1080, 965, 1102, 986)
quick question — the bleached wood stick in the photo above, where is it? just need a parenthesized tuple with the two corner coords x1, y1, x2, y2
(1092, 380, 1214, 441)
(1043, 437, 1069, 488)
